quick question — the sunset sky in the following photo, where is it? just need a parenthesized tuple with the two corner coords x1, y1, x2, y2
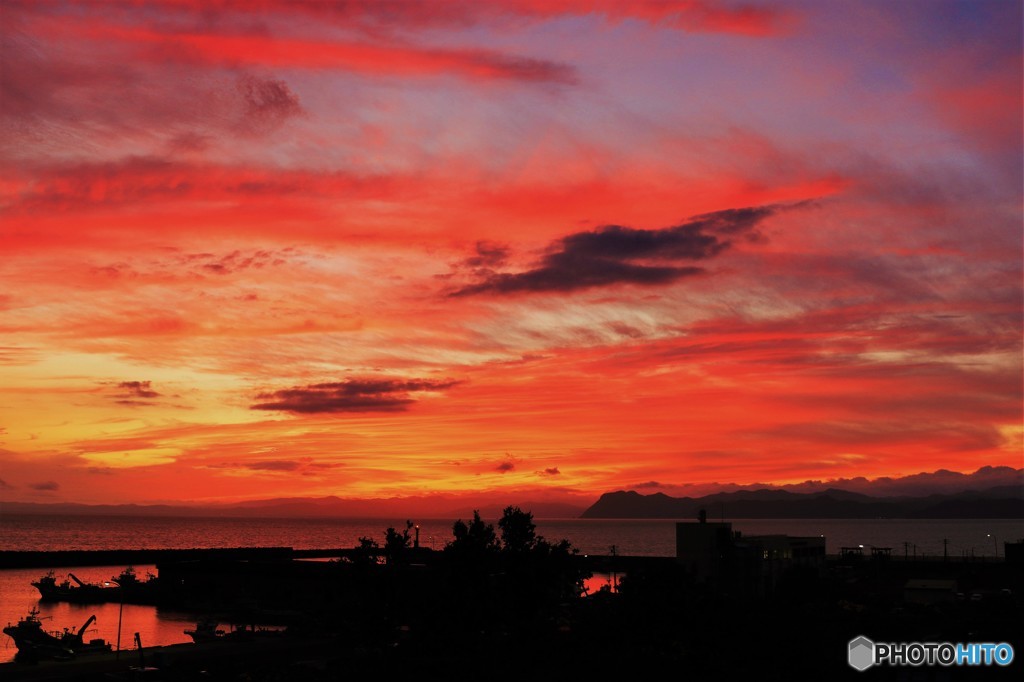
(1, 0, 1021, 507)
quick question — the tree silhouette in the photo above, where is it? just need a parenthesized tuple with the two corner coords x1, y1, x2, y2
(383, 520, 414, 565)
(498, 505, 538, 553)
(440, 506, 589, 637)
(351, 535, 380, 568)
(448, 510, 499, 557)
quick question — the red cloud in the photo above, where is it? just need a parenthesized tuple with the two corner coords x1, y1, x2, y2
(29, 1, 793, 37)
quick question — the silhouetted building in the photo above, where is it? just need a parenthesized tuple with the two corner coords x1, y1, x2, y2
(676, 514, 826, 595)
(675, 516, 735, 585)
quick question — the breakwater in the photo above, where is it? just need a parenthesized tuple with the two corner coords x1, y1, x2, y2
(0, 547, 355, 569)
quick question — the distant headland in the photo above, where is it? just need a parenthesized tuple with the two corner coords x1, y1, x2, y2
(580, 485, 1024, 519)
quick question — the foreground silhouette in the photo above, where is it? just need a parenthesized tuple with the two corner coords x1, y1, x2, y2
(5, 509, 1022, 681)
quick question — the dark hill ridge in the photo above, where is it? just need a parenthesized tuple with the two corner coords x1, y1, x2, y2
(2, 467, 1019, 519)
(580, 485, 1024, 519)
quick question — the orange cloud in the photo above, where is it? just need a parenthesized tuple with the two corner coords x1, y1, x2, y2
(1, 0, 1018, 508)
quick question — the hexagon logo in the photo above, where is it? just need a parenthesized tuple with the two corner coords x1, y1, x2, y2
(848, 636, 875, 671)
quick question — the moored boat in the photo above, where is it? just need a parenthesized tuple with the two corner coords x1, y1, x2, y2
(184, 618, 285, 643)
(30, 566, 161, 605)
(31, 571, 111, 603)
(183, 617, 225, 643)
(107, 565, 161, 603)
(2, 608, 112, 662)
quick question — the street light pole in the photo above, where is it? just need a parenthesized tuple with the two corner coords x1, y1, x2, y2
(105, 578, 124, 659)
(116, 593, 123, 659)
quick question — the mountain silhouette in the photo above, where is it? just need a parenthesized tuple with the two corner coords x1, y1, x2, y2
(580, 485, 1024, 519)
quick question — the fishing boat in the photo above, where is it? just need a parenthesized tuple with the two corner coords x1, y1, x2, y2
(107, 565, 161, 604)
(2, 608, 112, 661)
(184, 617, 285, 643)
(31, 566, 161, 604)
(31, 571, 111, 603)
(183, 617, 225, 643)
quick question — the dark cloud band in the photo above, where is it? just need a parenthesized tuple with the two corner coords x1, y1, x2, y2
(450, 203, 785, 296)
(251, 378, 460, 415)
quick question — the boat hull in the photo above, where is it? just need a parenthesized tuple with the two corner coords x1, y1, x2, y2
(2, 611, 112, 662)
(31, 569, 161, 605)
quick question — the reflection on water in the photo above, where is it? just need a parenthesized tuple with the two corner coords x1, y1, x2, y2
(583, 571, 621, 595)
(1, 565, 627, 664)
(0, 565, 196, 665)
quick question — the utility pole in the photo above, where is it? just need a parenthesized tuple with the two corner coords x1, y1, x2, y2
(609, 544, 618, 593)
(104, 577, 124, 659)
(903, 541, 909, 560)
(943, 538, 949, 562)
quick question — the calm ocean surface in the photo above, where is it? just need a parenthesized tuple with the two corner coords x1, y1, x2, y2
(2, 514, 1022, 664)
(2, 514, 1021, 557)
